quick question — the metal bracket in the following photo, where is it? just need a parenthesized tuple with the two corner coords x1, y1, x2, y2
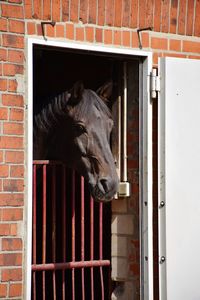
(137, 27, 153, 49)
(150, 68, 160, 99)
(41, 21, 56, 41)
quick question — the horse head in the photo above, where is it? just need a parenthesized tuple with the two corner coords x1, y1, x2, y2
(34, 81, 119, 202)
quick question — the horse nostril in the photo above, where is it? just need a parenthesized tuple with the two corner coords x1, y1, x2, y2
(99, 178, 109, 193)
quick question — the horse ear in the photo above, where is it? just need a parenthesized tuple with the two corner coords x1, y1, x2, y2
(69, 81, 84, 105)
(96, 81, 113, 102)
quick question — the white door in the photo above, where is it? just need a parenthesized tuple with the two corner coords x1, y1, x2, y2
(158, 57, 200, 300)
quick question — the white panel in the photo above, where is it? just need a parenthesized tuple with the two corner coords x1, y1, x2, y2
(158, 57, 200, 300)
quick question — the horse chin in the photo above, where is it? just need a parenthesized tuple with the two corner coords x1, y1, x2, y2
(90, 184, 116, 203)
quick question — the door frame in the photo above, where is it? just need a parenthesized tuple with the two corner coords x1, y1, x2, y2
(25, 37, 153, 300)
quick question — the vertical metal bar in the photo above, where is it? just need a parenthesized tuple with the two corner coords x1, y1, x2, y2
(32, 164, 37, 300)
(72, 171, 76, 300)
(90, 196, 94, 300)
(42, 164, 47, 300)
(122, 62, 128, 182)
(62, 165, 66, 300)
(52, 165, 56, 300)
(81, 176, 85, 300)
(99, 202, 104, 300)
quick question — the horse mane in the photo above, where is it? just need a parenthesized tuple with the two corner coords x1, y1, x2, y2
(34, 91, 70, 135)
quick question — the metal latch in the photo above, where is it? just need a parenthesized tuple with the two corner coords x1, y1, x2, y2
(150, 68, 160, 99)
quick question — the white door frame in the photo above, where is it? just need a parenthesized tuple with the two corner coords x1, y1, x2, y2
(25, 38, 153, 300)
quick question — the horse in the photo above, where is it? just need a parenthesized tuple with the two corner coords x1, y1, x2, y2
(33, 81, 119, 202)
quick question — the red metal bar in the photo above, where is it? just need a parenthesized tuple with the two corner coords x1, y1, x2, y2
(62, 165, 66, 300)
(81, 176, 85, 300)
(99, 202, 104, 300)
(52, 165, 56, 300)
(42, 165, 47, 300)
(72, 171, 76, 300)
(32, 260, 110, 271)
(90, 196, 94, 300)
(32, 164, 37, 300)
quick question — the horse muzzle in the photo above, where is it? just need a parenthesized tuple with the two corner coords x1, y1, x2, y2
(91, 176, 119, 202)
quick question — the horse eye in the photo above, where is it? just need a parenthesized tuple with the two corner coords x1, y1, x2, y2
(74, 123, 86, 135)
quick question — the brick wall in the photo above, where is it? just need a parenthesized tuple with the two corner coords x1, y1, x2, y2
(1, 0, 200, 299)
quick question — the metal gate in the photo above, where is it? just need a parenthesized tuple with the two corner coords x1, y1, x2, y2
(32, 161, 111, 299)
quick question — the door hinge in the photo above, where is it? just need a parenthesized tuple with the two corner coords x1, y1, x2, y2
(150, 68, 160, 99)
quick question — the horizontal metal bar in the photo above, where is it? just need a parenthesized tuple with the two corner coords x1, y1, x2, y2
(33, 160, 65, 165)
(32, 260, 110, 271)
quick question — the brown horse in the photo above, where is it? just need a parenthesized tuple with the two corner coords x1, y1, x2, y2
(33, 81, 119, 202)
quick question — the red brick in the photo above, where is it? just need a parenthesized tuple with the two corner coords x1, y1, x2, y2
(3, 179, 24, 192)
(52, 0, 61, 21)
(3, 64, 24, 76)
(0, 63, 2, 76)
(122, 0, 130, 27)
(1, 268, 22, 282)
(162, 52, 186, 59)
(5, 151, 24, 163)
(46, 24, 55, 37)
(85, 26, 94, 42)
(0, 79, 7, 91)
(9, 283, 22, 297)
(0, 165, 9, 177)
(95, 28, 103, 43)
(43, 0, 51, 19)
(1, 4, 24, 19)
(0, 49, 7, 61)
(27, 21, 36, 35)
(0, 136, 23, 149)
(114, 0, 122, 27)
(153, 52, 162, 66)
(113, 30, 121, 45)
(9, 0, 22, 3)
(161, 0, 170, 32)
(0, 253, 22, 266)
(132, 31, 138, 48)
(182, 40, 200, 53)
(170, 0, 178, 33)
(70, 0, 79, 22)
(32, 0, 42, 19)
(79, 0, 88, 23)
(151, 37, 168, 50)
(0, 193, 24, 206)
(0, 18, 7, 32)
(76, 27, 84, 41)
(0, 108, 8, 120)
(130, 262, 140, 276)
(139, 0, 146, 28)
(178, 0, 187, 35)
(0, 284, 7, 297)
(2, 94, 24, 107)
(88, 0, 96, 23)
(36, 24, 42, 36)
(10, 165, 24, 177)
(145, 0, 154, 28)
(9, 108, 24, 121)
(106, 0, 114, 26)
(8, 49, 24, 64)
(24, 0, 32, 18)
(0, 151, 3, 163)
(2, 238, 22, 251)
(8, 19, 25, 34)
(122, 31, 130, 47)
(141, 32, 149, 48)
(66, 23, 74, 40)
(62, 0, 69, 21)
(130, 0, 138, 28)
(8, 79, 18, 92)
(104, 29, 112, 44)
(56, 24, 64, 38)
(186, 1, 195, 36)
(3, 123, 24, 135)
(169, 39, 181, 51)
(98, 0, 105, 25)
(2, 34, 24, 49)
(0, 224, 17, 236)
